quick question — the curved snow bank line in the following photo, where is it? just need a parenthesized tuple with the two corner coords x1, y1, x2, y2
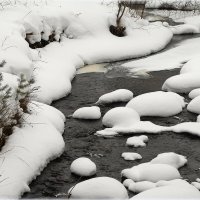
(122, 37, 200, 73)
(0, 4, 173, 104)
(0, 102, 65, 198)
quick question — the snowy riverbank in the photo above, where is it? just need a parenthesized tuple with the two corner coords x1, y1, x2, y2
(0, 0, 200, 198)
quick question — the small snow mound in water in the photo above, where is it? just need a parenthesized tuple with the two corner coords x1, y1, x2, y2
(162, 57, 200, 93)
(189, 88, 200, 99)
(102, 107, 140, 128)
(121, 163, 181, 182)
(187, 96, 200, 114)
(72, 106, 101, 119)
(68, 177, 129, 199)
(197, 115, 200, 122)
(96, 89, 133, 104)
(122, 152, 142, 161)
(130, 180, 200, 199)
(126, 135, 148, 147)
(150, 152, 187, 169)
(95, 129, 118, 138)
(70, 157, 96, 177)
(126, 91, 185, 117)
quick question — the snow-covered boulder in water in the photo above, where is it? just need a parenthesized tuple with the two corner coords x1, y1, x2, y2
(70, 157, 96, 177)
(96, 89, 133, 104)
(189, 88, 200, 99)
(128, 181, 156, 193)
(102, 107, 140, 128)
(150, 152, 187, 169)
(126, 135, 148, 147)
(187, 96, 200, 114)
(122, 163, 181, 182)
(73, 106, 101, 119)
(130, 181, 200, 199)
(122, 152, 142, 161)
(126, 91, 185, 117)
(68, 177, 129, 199)
(162, 74, 200, 93)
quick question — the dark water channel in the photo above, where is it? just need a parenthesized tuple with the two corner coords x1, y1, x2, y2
(23, 67, 200, 198)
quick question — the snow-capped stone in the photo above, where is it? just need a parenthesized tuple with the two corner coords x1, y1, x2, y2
(122, 152, 142, 161)
(123, 179, 134, 188)
(70, 157, 96, 177)
(68, 177, 129, 199)
(162, 73, 200, 93)
(150, 152, 187, 169)
(128, 181, 156, 193)
(72, 106, 101, 119)
(187, 96, 200, 114)
(130, 181, 200, 199)
(197, 116, 200, 122)
(96, 89, 133, 104)
(121, 163, 181, 182)
(189, 88, 200, 99)
(126, 135, 148, 147)
(126, 91, 185, 117)
(102, 107, 140, 128)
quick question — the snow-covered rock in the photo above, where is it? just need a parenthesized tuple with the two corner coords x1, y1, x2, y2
(102, 107, 140, 128)
(128, 181, 156, 193)
(126, 91, 185, 117)
(150, 152, 187, 169)
(131, 181, 200, 199)
(96, 89, 133, 104)
(126, 135, 148, 147)
(73, 106, 101, 119)
(121, 163, 181, 182)
(122, 152, 142, 161)
(162, 73, 200, 93)
(189, 88, 200, 99)
(70, 157, 97, 177)
(68, 177, 129, 199)
(162, 57, 200, 93)
(187, 96, 200, 114)
(197, 115, 200, 122)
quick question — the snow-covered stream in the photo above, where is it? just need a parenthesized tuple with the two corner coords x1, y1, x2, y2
(23, 32, 200, 198)
(23, 69, 200, 198)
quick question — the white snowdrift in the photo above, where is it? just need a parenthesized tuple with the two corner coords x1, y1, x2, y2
(122, 163, 181, 182)
(189, 88, 200, 99)
(70, 157, 96, 177)
(73, 106, 101, 120)
(126, 91, 185, 117)
(68, 177, 129, 199)
(150, 152, 187, 169)
(126, 135, 148, 147)
(0, 3, 173, 104)
(187, 96, 200, 114)
(0, 102, 65, 198)
(96, 89, 133, 104)
(122, 37, 200, 73)
(122, 152, 142, 161)
(102, 107, 140, 128)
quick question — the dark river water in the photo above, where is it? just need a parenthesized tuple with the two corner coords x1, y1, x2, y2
(23, 65, 200, 198)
